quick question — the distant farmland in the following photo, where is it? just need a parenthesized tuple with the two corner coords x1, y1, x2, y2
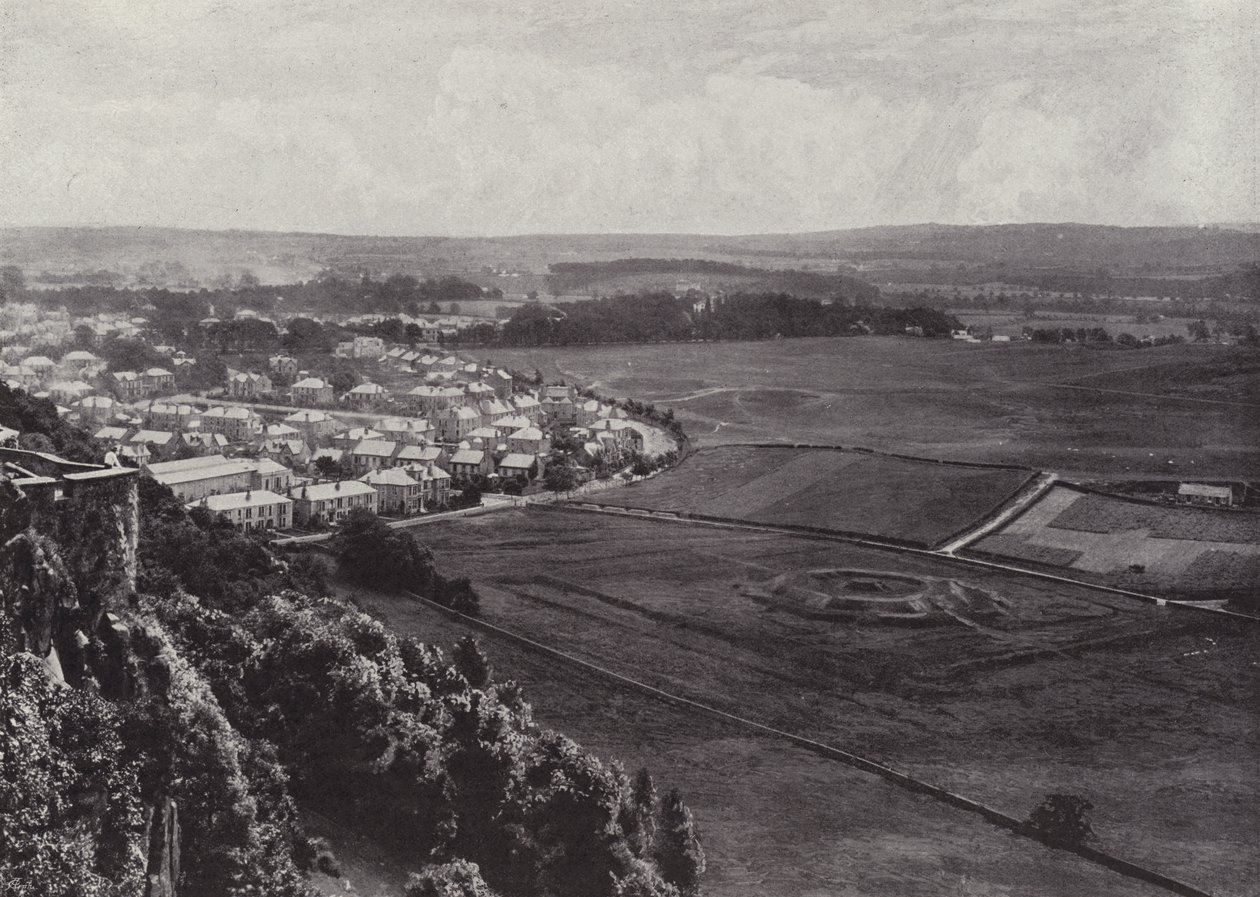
(970, 485, 1260, 600)
(482, 336, 1260, 478)
(597, 445, 1035, 547)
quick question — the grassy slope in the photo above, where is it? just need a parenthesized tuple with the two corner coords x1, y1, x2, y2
(597, 446, 1033, 546)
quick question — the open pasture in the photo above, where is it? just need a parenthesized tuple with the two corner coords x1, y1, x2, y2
(483, 337, 1260, 477)
(596, 444, 1035, 547)
(970, 485, 1260, 598)
(387, 509, 1260, 896)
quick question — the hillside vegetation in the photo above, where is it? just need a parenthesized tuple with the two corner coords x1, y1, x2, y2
(0, 393, 703, 897)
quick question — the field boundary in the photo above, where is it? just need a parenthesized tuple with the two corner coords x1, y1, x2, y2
(722, 441, 1037, 473)
(402, 589, 1215, 897)
(540, 503, 1260, 624)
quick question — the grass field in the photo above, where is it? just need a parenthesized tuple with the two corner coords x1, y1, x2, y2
(480, 337, 1260, 478)
(346, 509, 1260, 897)
(596, 445, 1035, 547)
(971, 486, 1260, 598)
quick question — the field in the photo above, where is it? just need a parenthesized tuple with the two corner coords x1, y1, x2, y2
(481, 337, 1260, 478)
(970, 486, 1260, 599)
(347, 509, 1260, 897)
(595, 445, 1035, 547)
(954, 310, 1205, 340)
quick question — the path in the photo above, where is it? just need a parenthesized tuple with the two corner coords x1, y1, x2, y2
(936, 471, 1058, 555)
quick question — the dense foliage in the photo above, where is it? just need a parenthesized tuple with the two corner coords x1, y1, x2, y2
(0, 383, 96, 461)
(461, 292, 959, 348)
(545, 258, 881, 302)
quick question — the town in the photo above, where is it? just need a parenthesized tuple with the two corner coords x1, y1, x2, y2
(0, 298, 672, 535)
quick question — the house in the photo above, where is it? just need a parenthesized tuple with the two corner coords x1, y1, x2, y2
(342, 382, 389, 407)
(250, 458, 294, 494)
(259, 438, 311, 469)
(395, 443, 448, 471)
(1176, 483, 1236, 507)
(448, 448, 491, 483)
(188, 490, 292, 533)
(507, 426, 549, 456)
(406, 385, 467, 415)
(332, 427, 385, 451)
(148, 455, 257, 501)
(127, 429, 178, 460)
(359, 467, 422, 516)
(291, 377, 335, 406)
(146, 453, 292, 501)
(62, 350, 99, 369)
(541, 385, 579, 423)
(268, 355, 299, 377)
(349, 439, 400, 475)
(374, 416, 435, 445)
(290, 480, 378, 526)
(335, 336, 385, 359)
(145, 368, 176, 393)
(74, 395, 118, 425)
(497, 452, 542, 482)
(179, 432, 230, 455)
(284, 409, 341, 443)
(512, 394, 543, 423)
(227, 370, 273, 399)
(485, 368, 514, 399)
(200, 406, 264, 442)
(47, 379, 93, 404)
(110, 371, 149, 401)
(402, 461, 452, 508)
(140, 401, 201, 431)
(21, 355, 56, 375)
(478, 397, 513, 425)
(435, 406, 482, 443)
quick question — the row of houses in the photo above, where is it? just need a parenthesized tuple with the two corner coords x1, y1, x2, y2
(151, 452, 452, 530)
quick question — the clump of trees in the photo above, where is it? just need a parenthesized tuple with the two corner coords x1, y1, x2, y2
(1023, 793, 1096, 848)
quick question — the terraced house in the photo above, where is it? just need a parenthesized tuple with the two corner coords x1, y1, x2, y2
(290, 479, 378, 526)
(189, 489, 292, 533)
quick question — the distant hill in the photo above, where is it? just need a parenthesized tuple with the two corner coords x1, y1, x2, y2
(1, 223, 1256, 289)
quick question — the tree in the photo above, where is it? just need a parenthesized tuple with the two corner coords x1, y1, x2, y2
(1116, 332, 1141, 349)
(406, 860, 500, 897)
(621, 768, 658, 859)
(330, 369, 358, 395)
(313, 455, 343, 478)
(1187, 319, 1211, 342)
(544, 463, 580, 494)
(1024, 793, 1096, 847)
(333, 508, 438, 593)
(654, 789, 704, 897)
(453, 635, 492, 689)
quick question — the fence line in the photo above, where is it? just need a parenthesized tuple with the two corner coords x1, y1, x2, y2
(404, 589, 1214, 897)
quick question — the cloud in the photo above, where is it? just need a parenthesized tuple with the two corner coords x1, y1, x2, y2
(0, 0, 1253, 233)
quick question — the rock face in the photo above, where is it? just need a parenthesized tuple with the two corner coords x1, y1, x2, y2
(145, 799, 181, 897)
(0, 467, 178, 894)
(0, 469, 140, 689)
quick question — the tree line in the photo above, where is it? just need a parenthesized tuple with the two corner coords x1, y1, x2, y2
(451, 292, 961, 348)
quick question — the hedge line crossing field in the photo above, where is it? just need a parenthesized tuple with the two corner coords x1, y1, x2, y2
(598, 445, 1036, 547)
(970, 485, 1260, 597)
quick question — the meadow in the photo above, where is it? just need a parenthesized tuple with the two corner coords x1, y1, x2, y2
(970, 485, 1260, 599)
(358, 509, 1260, 897)
(596, 445, 1035, 547)
(484, 336, 1260, 478)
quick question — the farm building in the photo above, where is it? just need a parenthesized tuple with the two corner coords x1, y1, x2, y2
(1176, 483, 1236, 508)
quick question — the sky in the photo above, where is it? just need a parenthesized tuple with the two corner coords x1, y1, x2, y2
(1, 0, 1255, 235)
